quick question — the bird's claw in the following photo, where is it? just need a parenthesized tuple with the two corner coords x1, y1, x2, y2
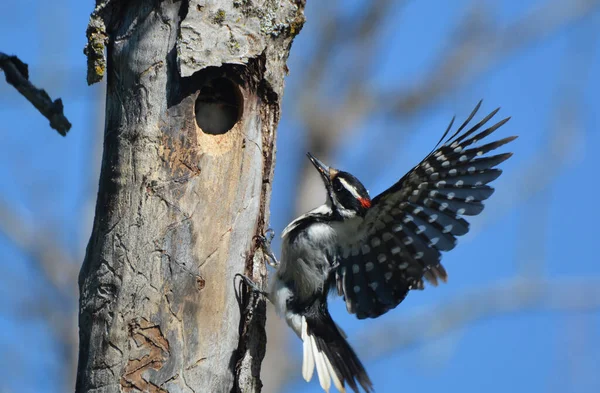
(265, 228, 275, 243)
(254, 228, 275, 247)
(255, 228, 279, 269)
(328, 260, 340, 279)
(235, 273, 269, 298)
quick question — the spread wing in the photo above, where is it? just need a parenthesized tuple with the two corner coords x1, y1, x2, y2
(334, 101, 516, 319)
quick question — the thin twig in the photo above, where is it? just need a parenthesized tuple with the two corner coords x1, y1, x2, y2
(385, 0, 600, 116)
(0, 52, 71, 135)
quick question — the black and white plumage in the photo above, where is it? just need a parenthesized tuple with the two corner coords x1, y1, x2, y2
(267, 101, 516, 393)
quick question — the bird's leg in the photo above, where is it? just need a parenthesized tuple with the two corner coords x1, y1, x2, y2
(235, 273, 269, 298)
(327, 259, 340, 280)
(256, 228, 279, 268)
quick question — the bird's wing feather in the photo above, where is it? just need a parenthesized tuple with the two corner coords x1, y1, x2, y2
(334, 101, 516, 319)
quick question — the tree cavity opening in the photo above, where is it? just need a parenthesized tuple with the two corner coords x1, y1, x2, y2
(194, 78, 243, 135)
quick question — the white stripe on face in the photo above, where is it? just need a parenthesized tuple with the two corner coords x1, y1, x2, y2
(339, 177, 362, 200)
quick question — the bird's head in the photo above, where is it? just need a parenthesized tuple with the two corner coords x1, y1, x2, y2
(307, 152, 371, 219)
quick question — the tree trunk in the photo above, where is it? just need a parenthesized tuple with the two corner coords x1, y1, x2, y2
(76, 1, 305, 392)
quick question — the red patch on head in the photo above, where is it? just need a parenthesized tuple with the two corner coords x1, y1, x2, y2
(359, 197, 371, 209)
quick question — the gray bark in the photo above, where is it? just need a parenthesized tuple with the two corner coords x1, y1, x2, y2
(76, 1, 305, 392)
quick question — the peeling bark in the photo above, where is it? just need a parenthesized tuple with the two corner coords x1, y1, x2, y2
(76, 1, 305, 392)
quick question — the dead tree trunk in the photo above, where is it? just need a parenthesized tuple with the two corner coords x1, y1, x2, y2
(76, 1, 305, 392)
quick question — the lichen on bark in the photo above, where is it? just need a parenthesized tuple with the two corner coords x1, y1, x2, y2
(83, 0, 113, 85)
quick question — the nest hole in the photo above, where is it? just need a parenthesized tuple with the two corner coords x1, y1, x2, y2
(194, 77, 243, 135)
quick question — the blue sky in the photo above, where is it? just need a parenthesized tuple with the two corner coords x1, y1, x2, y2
(1, 1, 599, 393)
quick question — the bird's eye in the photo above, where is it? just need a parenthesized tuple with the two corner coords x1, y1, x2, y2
(333, 178, 344, 192)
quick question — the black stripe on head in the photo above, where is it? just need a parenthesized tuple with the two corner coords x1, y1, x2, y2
(331, 172, 371, 216)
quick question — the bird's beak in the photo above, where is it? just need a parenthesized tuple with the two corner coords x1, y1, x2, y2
(307, 152, 335, 185)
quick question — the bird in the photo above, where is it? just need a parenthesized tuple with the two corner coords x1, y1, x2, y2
(244, 101, 516, 393)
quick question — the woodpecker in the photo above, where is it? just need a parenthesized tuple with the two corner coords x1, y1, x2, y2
(248, 101, 516, 393)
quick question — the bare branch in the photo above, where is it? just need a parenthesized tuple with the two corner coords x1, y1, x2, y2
(354, 277, 600, 361)
(0, 198, 78, 299)
(0, 52, 71, 135)
(386, 0, 600, 115)
(470, 19, 596, 238)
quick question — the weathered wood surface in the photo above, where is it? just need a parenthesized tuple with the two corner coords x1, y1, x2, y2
(76, 1, 305, 392)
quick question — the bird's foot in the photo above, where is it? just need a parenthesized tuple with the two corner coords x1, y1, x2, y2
(255, 228, 279, 268)
(328, 260, 341, 279)
(235, 273, 269, 298)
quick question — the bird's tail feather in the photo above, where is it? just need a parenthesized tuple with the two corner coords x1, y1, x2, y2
(300, 314, 373, 393)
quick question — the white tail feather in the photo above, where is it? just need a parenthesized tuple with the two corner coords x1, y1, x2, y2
(301, 317, 315, 382)
(311, 334, 331, 393)
(300, 315, 349, 393)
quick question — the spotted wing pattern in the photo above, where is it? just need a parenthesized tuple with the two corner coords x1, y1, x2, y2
(335, 101, 516, 319)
